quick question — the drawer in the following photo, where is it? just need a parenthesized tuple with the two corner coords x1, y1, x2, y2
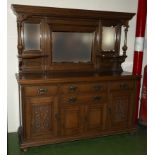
(26, 96, 54, 104)
(109, 81, 134, 90)
(24, 85, 58, 97)
(61, 83, 106, 94)
(61, 93, 107, 106)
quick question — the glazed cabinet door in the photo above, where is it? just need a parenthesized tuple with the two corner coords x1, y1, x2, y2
(21, 19, 46, 73)
(109, 91, 134, 130)
(24, 97, 57, 140)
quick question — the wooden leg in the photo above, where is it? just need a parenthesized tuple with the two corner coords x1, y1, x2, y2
(22, 148, 28, 152)
(129, 131, 136, 136)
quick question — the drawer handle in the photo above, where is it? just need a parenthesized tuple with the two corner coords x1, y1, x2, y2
(93, 96, 102, 102)
(120, 83, 128, 89)
(93, 85, 102, 91)
(68, 85, 77, 92)
(38, 88, 48, 95)
(67, 97, 77, 104)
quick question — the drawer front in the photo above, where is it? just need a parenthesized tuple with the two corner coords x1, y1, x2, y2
(61, 83, 106, 94)
(109, 81, 134, 90)
(61, 93, 107, 106)
(24, 85, 58, 97)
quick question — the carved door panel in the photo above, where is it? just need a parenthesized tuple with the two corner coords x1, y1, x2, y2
(60, 104, 84, 137)
(110, 91, 134, 130)
(25, 97, 57, 139)
(85, 103, 107, 133)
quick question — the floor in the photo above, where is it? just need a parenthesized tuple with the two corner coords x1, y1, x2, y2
(8, 126, 147, 155)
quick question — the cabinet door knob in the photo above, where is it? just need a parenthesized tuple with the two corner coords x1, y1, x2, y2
(67, 97, 77, 104)
(93, 85, 102, 91)
(38, 88, 48, 95)
(120, 83, 128, 89)
(93, 96, 102, 102)
(68, 85, 77, 92)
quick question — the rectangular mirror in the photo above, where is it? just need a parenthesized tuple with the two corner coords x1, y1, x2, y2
(101, 26, 116, 51)
(24, 23, 41, 51)
(52, 32, 94, 63)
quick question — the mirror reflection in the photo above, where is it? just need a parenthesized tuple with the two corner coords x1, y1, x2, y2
(52, 32, 93, 63)
(24, 23, 40, 50)
(101, 26, 116, 51)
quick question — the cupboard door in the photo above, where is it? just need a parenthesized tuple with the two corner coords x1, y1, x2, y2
(23, 23, 41, 51)
(22, 20, 45, 72)
(60, 103, 84, 137)
(109, 91, 134, 130)
(86, 103, 107, 133)
(25, 97, 56, 139)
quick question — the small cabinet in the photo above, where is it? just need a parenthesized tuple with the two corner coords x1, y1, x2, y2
(109, 91, 134, 130)
(60, 94, 107, 137)
(24, 97, 57, 140)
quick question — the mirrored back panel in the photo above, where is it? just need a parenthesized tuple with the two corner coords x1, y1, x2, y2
(52, 32, 94, 63)
(23, 23, 41, 51)
(101, 26, 116, 51)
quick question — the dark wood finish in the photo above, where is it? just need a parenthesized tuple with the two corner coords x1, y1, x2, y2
(11, 5, 138, 151)
(12, 4, 135, 74)
(16, 72, 139, 150)
(11, 4, 135, 20)
(24, 97, 57, 139)
(109, 91, 134, 130)
(60, 100, 84, 136)
(24, 85, 58, 97)
(85, 102, 107, 133)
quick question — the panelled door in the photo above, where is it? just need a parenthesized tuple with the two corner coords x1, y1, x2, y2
(109, 91, 134, 130)
(60, 96, 84, 137)
(24, 97, 57, 140)
(85, 94, 107, 133)
(60, 94, 107, 137)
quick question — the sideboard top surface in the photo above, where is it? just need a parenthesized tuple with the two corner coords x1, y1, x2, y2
(16, 72, 140, 84)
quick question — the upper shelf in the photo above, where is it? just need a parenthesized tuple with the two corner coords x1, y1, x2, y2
(17, 54, 48, 59)
(11, 4, 135, 20)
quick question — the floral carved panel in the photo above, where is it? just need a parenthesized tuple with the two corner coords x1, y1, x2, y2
(113, 96, 129, 123)
(31, 104, 52, 133)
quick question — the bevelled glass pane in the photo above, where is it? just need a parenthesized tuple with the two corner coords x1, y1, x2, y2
(102, 27, 116, 51)
(52, 32, 93, 62)
(24, 23, 40, 50)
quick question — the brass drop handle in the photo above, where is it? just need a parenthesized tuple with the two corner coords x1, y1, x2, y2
(93, 96, 102, 102)
(93, 85, 102, 91)
(68, 85, 77, 92)
(38, 88, 48, 95)
(120, 83, 128, 89)
(68, 97, 77, 104)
